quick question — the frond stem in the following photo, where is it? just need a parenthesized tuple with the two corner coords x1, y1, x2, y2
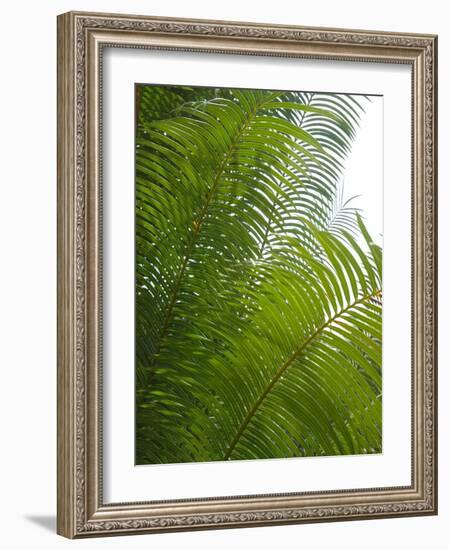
(146, 92, 282, 384)
(223, 288, 382, 459)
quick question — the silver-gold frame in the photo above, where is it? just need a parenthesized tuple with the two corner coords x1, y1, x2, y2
(57, 11, 438, 538)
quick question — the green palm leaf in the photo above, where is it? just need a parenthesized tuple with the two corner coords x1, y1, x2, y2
(135, 84, 381, 464)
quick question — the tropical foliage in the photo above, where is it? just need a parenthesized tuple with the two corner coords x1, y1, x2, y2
(135, 84, 382, 464)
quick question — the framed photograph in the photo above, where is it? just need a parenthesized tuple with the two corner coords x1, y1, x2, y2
(57, 11, 438, 538)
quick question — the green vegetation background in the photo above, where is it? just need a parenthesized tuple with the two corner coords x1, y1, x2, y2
(135, 85, 382, 465)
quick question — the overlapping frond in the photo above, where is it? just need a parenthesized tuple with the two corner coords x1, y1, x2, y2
(135, 84, 381, 464)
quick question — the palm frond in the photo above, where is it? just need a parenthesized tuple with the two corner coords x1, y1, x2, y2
(135, 84, 381, 464)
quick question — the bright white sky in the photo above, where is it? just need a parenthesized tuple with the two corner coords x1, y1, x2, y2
(341, 96, 383, 245)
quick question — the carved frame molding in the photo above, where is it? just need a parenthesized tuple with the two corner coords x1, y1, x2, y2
(57, 11, 437, 538)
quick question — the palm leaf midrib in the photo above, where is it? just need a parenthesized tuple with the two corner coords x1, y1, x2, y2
(223, 288, 382, 459)
(147, 92, 282, 377)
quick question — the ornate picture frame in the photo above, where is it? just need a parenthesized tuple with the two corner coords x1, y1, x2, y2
(57, 11, 437, 538)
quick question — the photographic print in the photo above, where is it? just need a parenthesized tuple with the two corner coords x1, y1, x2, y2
(135, 84, 383, 465)
(58, 13, 437, 537)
